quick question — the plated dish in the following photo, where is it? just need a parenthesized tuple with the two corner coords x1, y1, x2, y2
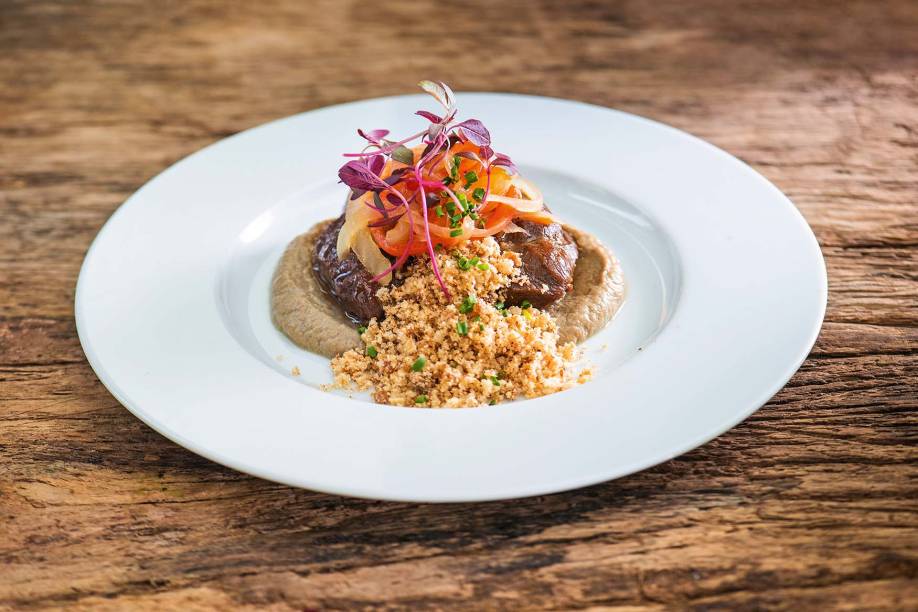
(76, 90, 826, 501)
(272, 82, 624, 407)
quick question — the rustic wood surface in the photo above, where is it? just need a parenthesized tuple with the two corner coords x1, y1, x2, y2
(1, 1, 916, 609)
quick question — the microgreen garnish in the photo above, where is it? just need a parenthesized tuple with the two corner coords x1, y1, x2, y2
(366, 346, 378, 358)
(459, 295, 477, 314)
(337, 80, 519, 298)
(411, 356, 427, 372)
(456, 320, 469, 336)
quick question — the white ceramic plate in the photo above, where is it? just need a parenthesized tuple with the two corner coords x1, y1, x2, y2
(76, 93, 827, 502)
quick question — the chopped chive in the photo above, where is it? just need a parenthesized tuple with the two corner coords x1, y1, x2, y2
(472, 187, 485, 202)
(415, 394, 428, 404)
(464, 171, 478, 188)
(434, 205, 444, 217)
(445, 201, 456, 213)
(456, 320, 468, 336)
(469, 256, 480, 265)
(489, 375, 501, 386)
(473, 315, 481, 322)
(443, 176, 454, 186)
(479, 323, 485, 331)
(459, 295, 477, 314)
(476, 262, 489, 270)
(366, 345, 378, 358)
(450, 228, 463, 237)
(357, 325, 367, 335)
(469, 212, 479, 220)
(457, 192, 469, 211)
(489, 399, 497, 405)
(521, 300, 532, 309)
(411, 356, 426, 372)
(434, 243, 443, 251)
(494, 301, 505, 310)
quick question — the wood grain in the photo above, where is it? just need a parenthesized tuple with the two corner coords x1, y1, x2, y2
(1, 0, 916, 609)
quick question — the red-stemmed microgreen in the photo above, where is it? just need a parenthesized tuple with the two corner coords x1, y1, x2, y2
(336, 80, 517, 296)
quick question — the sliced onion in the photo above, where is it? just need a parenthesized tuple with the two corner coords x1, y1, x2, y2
(351, 227, 392, 285)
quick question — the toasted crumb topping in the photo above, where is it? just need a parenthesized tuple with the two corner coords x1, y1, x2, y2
(331, 237, 591, 407)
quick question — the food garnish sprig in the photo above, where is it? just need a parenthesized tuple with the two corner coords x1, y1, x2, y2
(336, 81, 548, 297)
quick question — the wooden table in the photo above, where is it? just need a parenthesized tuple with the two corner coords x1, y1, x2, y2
(2, 1, 916, 609)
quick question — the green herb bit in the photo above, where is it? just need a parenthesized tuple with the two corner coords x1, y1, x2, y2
(411, 356, 426, 372)
(469, 256, 480, 265)
(415, 395, 428, 404)
(479, 323, 485, 331)
(473, 315, 481, 322)
(457, 192, 469, 211)
(476, 262, 489, 270)
(357, 325, 367, 335)
(495, 301, 505, 310)
(443, 176, 454, 186)
(469, 212, 479, 220)
(434, 205, 444, 217)
(366, 345, 378, 358)
(464, 171, 479, 188)
(472, 187, 486, 202)
(434, 243, 443, 251)
(459, 294, 477, 314)
(521, 300, 532, 309)
(456, 320, 469, 336)
(450, 228, 463, 237)
(489, 375, 501, 386)
(489, 399, 497, 405)
(445, 201, 456, 213)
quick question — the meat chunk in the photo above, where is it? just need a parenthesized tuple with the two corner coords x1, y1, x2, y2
(312, 214, 385, 323)
(497, 220, 578, 308)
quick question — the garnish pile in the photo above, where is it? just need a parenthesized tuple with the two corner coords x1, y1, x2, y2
(336, 81, 554, 297)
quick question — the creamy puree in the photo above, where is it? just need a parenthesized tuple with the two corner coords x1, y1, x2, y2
(548, 225, 626, 344)
(272, 219, 625, 356)
(271, 220, 362, 358)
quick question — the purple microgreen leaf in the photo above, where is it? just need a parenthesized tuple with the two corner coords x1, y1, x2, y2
(338, 159, 390, 193)
(386, 193, 403, 205)
(418, 80, 456, 113)
(490, 153, 517, 175)
(454, 119, 490, 147)
(368, 212, 403, 227)
(415, 110, 442, 123)
(372, 192, 388, 217)
(390, 145, 414, 166)
(357, 128, 389, 144)
(368, 154, 385, 176)
(478, 145, 494, 160)
(419, 137, 447, 163)
(349, 188, 366, 200)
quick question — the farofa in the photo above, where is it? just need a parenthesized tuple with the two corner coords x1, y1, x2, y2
(331, 237, 592, 407)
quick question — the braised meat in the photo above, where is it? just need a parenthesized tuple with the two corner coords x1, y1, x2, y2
(497, 220, 578, 308)
(312, 214, 385, 323)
